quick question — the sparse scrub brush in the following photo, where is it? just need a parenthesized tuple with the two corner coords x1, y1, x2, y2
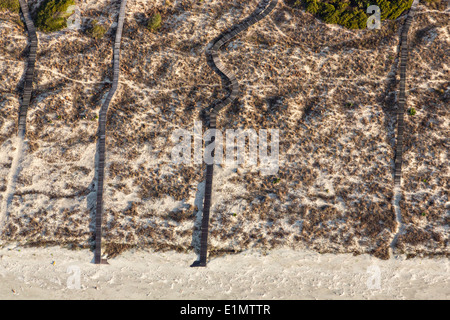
(147, 12, 162, 32)
(423, 0, 441, 9)
(87, 19, 106, 39)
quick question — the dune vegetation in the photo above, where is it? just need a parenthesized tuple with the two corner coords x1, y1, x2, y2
(35, 0, 76, 32)
(0, 0, 20, 13)
(292, 0, 414, 29)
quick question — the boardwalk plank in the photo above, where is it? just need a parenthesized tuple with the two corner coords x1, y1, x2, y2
(394, 0, 418, 188)
(94, 0, 128, 265)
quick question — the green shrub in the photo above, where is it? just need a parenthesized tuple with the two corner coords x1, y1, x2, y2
(295, 0, 412, 29)
(376, 0, 413, 20)
(35, 0, 76, 32)
(305, 0, 319, 14)
(408, 107, 416, 116)
(318, 2, 336, 19)
(336, 1, 349, 11)
(87, 19, 106, 39)
(387, 0, 413, 19)
(147, 13, 161, 32)
(345, 101, 354, 107)
(294, 0, 302, 8)
(0, 0, 20, 13)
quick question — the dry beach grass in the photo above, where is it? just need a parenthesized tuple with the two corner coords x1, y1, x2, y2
(0, 0, 448, 260)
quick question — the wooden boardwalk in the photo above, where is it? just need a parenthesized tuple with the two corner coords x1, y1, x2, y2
(394, 0, 419, 187)
(94, 0, 128, 264)
(18, 0, 38, 138)
(191, 0, 278, 267)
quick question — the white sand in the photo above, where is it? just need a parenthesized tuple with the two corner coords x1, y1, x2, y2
(0, 246, 448, 299)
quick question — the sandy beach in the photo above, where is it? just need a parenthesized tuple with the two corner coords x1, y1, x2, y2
(0, 246, 448, 299)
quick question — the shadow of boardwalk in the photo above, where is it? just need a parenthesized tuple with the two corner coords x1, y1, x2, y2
(0, 138, 24, 229)
(381, 21, 403, 184)
(1, 1, 38, 230)
(87, 139, 100, 254)
(192, 0, 279, 267)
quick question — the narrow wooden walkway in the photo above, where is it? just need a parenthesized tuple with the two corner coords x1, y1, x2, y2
(94, 0, 128, 264)
(191, 0, 278, 267)
(394, 0, 419, 187)
(18, 0, 38, 138)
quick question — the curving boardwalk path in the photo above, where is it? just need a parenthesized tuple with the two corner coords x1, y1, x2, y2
(18, 0, 38, 137)
(391, 0, 419, 253)
(394, 0, 419, 187)
(94, 0, 128, 265)
(191, 0, 278, 267)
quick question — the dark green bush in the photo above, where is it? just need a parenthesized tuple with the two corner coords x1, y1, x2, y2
(305, 0, 319, 14)
(147, 13, 161, 32)
(408, 107, 416, 116)
(0, 0, 20, 13)
(294, 0, 412, 29)
(35, 0, 76, 32)
(377, 0, 413, 20)
(87, 19, 106, 39)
